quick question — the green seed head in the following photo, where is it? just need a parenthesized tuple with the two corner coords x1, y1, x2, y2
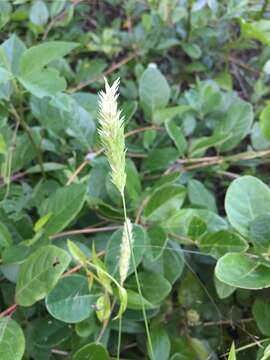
(98, 78, 126, 195)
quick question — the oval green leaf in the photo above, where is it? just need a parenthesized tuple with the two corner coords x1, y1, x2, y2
(73, 343, 110, 360)
(39, 183, 87, 235)
(46, 275, 97, 323)
(16, 245, 71, 306)
(225, 176, 270, 236)
(215, 253, 270, 289)
(0, 318, 25, 360)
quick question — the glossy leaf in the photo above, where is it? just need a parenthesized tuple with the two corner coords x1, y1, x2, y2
(225, 176, 270, 236)
(188, 179, 217, 213)
(149, 325, 171, 360)
(127, 271, 171, 305)
(215, 253, 270, 289)
(200, 230, 248, 259)
(18, 68, 66, 98)
(139, 63, 170, 120)
(144, 184, 186, 222)
(260, 103, 270, 141)
(252, 298, 270, 336)
(20, 41, 78, 75)
(0, 318, 25, 360)
(46, 275, 97, 323)
(73, 343, 110, 360)
(39, 183, 87, 235)
(16, 245, 70, 306)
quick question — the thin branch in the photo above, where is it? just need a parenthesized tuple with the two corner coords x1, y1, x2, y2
(50, 225, 121, 239)
(68, 52, 137, 93)
(190, 318, 254, 328)
(51, 349, 69, 357)
(10, 104, 45, 177)
(0, 303, 17, 318)
(229, 56, 260, 76)
(135, 196, 149, 224)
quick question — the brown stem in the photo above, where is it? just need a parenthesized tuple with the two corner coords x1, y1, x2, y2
(51, 349, 69, 356)
(0, 303, 17, 318)
(68, 52, 137, 93)
(50, 225, 121, 239)
(135, 196, 150, 224)
(10, 104, 45, 177)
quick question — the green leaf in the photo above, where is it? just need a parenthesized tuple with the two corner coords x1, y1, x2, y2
(39, 183, 87, 235)
(126, 159, 141, 204)
(215, 253, 270, 289)
(165, 118, 187, 156)
(127, 271, 171, 305)
(241, 19, 270, 46)
(15, 245, 71, 306)
(0, 65, 12, 84)
(126, 289, 157, 310)
(149, 325, 171, 360)
(143, 148, 179, 172)
(260, 103, 270, 141)
(188, 179, 217, 213)
(95, 294, 111, 322)
(143, 241, 184, 284)
(181, 43, 202, 59)
(73, 343, 110, 360)
(0, 34, 26, 75)
(147, 225, 168, 260)
(105, 225, 145, 280)
(214, 96, 253, 152)
(200, 230, 248, 259)
(250, 214, 270, 253)
(20, 41, 78, 75)
(153, 105, 191, 125)
(228, 342, 236, 360)
(165, 209, 227, 235)
(45, 275, 97, 323)
(31, 96, 96, 149)
(189, 133, 230, 157)
(214, 276, 236, 300)
(260, 344, 270, 360)
(75, 313, 98, 338)
(188, 216, 207, 240)
(139, 63, 170, 120)
(0, 34, 25, 98)
(29, 0, 49, 26)
(189, 338, 211, 360)
(18, 68, 66, 98)
(225, 176, 270, 236)
(0, 222, 12, 248)
(252, 298, 270, 336)
(34, 213, 52, 233)
(67, 239, 88, 266)
(0, 318, 25, 360)
(144, 184, 186, 222)
(0, 133, 6, 154)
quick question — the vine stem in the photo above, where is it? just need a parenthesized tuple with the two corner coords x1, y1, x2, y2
(121, 194, 154, 359)
(9, 104, 45, 178)
(117, 313, 123, 360)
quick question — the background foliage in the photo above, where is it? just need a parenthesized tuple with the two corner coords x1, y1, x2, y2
(1, 0, 270, 359)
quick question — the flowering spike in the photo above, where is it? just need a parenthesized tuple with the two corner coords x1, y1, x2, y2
(119, 218, 133, 285)
(98, 77, 126, 195)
